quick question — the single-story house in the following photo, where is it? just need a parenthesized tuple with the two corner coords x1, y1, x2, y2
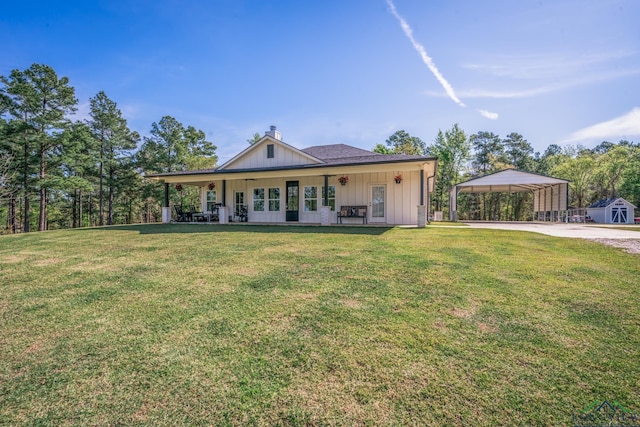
(148, 126, 437, 227)
(586, 197, 637, 224)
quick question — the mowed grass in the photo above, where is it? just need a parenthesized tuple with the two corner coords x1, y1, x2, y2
(1, 224, 639, 426)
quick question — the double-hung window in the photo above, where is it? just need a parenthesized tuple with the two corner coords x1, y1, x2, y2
(304, 186, 318, 211)
(253, 188, 265, 211)
(206, 190, 217, 212)
(322, 185, 336, 211)
(268, 188, 280, 211)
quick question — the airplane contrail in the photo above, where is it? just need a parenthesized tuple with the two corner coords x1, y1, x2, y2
(386, 0, 499, 120)
(386, 0, 465, 107)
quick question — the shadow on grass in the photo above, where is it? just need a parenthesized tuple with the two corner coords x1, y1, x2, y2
(74, 223, 396, 236)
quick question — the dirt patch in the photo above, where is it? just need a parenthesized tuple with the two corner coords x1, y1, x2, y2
(476, 322, 497, 333)
(33, 258, 63, 267)
(340, 299, 363, 309)
(450, 307, 474, 318)
(2, 254, 26, 264)
(589, 239, 640, 254)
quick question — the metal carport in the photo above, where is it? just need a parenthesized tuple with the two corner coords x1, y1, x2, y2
(449, 169, 569, 221)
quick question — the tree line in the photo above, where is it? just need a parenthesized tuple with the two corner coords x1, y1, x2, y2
(0, 63, 216, 233)
(377, 127, 640, 221)
(2, 64, 638, 233)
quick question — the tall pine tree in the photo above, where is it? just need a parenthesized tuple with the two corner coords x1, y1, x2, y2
(88, 91, 139, 225)
(0, 64, 77, 231)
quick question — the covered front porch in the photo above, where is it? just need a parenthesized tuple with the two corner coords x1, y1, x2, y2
(154, 162, 435, 227)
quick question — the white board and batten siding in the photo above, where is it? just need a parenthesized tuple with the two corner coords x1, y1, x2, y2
(220, 138, 320, 170)
(334, 171, 421, 225)
(199, 170, 424, 225)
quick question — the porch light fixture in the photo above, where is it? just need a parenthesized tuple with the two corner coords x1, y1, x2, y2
(338, 176, 349, 185)
(394, 174, 403, 184)
(175, 183, 183, 191)
(208, 182, 216, 190)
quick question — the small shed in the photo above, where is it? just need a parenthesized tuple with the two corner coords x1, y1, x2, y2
(586, 197, 636, 224)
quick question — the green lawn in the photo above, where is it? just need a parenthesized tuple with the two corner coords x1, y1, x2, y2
(1, 224, 639, 426)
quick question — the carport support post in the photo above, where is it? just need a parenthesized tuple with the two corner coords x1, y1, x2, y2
(161, 182, 171, 223)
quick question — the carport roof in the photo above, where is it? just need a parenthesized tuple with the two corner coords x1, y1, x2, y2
(454, 169, 569, 193)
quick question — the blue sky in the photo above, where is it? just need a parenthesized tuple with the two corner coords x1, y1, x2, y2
(2, 0, 639, 163)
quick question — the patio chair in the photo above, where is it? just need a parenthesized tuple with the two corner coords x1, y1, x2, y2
(235, 205, 248, 222)
(173, 206, 192, 222)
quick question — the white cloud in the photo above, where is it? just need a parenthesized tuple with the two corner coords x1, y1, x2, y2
(69, 101, 91, 122)
(464, 51, 635, 80)
(425, 68, 640, 99)
(478, 110, 499, 120)
(119, 103, 141, 120)
(564, 108, 640, 143)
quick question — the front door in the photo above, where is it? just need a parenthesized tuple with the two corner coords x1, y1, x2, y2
(369, 184, 386, 223)
(234, 191, 246, 221)
(286, 181, 299, 221)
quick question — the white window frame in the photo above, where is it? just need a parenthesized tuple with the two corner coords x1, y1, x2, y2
(206, 190, 217, 212)
(253, 188, 265, 211)
(268, 187, 280, 211)
(304, 186, 318, 212)
(322, 185, 336, 211)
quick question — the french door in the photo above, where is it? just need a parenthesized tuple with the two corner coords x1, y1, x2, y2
(286, 181, 299, 221)
(369, 184, 386, 223)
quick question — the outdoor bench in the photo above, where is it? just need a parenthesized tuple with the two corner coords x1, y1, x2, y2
(337, 205, 367, 224)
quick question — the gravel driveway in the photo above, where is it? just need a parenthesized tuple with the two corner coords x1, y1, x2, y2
(461, 222, 640, 253)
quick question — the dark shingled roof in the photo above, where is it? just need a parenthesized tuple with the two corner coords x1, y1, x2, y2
(146, 143, 435, 178)
(301, 144, 378, 160)
(588, 198, 622, 208)
(301, 144, 430, 165)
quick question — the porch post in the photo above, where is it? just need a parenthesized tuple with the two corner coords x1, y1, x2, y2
(320, 175, 331, 226)
(219, 179, 229, 224)
(420, 169, 424, 206)
(417, 169, 426, 228)
(161, 182, 171, 223)
(218, 206, 229, 224)
(426, 174, 432, 222)
(323, 175, 329, 207)
(222, 180, 226, 207)
(417, 205, 426, 228)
